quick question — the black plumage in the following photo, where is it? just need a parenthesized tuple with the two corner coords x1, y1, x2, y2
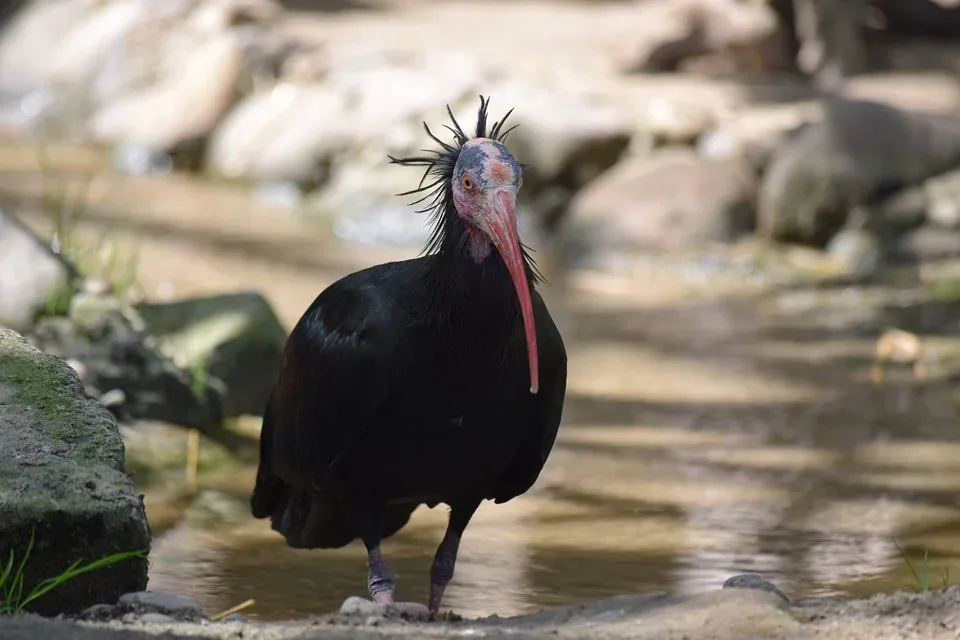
(251, 96, 567, 615)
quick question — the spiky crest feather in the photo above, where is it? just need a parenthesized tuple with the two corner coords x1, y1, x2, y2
(387, 96, 541, 285)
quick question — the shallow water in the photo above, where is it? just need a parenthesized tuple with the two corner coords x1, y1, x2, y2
(4, 146, 960, 621)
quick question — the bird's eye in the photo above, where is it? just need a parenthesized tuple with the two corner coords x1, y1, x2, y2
(461, 175, 473, 190)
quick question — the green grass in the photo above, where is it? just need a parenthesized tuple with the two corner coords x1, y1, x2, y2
(893, 538, 950, 593)
(32, 141, 143, 309)
(0, 529, 147, 615)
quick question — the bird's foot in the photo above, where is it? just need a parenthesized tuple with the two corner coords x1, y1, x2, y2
(427, 582, 447, 616)
(427, 531, 459, 615)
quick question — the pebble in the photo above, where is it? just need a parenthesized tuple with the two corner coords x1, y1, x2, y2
(722, 574, 790, 604)
(118, 591, 204, 617)
(339, 596, 388, 617)
(137, 613, 177, 624)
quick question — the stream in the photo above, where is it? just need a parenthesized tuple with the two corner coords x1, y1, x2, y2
(3, 141, 960, 621)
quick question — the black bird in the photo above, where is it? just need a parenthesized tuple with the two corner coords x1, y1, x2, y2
(251, 96, 567, 615)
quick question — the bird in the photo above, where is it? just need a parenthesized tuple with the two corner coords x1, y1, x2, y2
(250, 96, 568, 616)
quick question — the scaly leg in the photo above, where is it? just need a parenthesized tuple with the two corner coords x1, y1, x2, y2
(365, 545, 395, 604)
(351, 506, 396, 604)
(428, 500, 480, 615)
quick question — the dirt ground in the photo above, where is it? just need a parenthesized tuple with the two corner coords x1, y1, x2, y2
(3, 587, 960, 640)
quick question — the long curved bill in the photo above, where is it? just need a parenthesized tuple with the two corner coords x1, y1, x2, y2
(480, 190, 539, 394)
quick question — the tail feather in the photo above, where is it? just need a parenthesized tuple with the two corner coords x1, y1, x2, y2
(252, 397, 418, 549)
(258, 484, 419, 549)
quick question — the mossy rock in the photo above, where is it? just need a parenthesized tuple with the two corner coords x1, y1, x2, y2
(0, 328, 150, 616)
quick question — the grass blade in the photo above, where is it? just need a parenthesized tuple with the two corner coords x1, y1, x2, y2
(19, 550, 146, 610)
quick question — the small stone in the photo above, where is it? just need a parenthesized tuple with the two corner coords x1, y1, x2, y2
(137, 613, 177, 624)
(98, 389, 126, 408)
(722, 573, 790, 603)
(826, 227, 883, 278)
(118, 591, 203, 617)
(339, 596, 387, 617)
(218, 613, 247, 623)
(77, 603, 119, 621)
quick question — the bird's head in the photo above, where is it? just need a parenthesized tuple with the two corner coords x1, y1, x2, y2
(389, 96, 540, 394)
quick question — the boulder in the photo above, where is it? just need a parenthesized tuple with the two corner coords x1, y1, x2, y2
(0, 207, 75, 331)
(897, 225, 960, 261)
(88, 33, 243, 152)
(757, 99, 960, 246)
(617, 0, 783, 74)
(562, 148, 756, 267)
(135, 291, 286, 418)
(924, 167, 960, 229)
(698, 102, 821, 173)
(205, 82, 349, 185)
(0, 327, 150, 616)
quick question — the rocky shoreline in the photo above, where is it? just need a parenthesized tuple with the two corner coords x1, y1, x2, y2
(4, 579, 960, 640)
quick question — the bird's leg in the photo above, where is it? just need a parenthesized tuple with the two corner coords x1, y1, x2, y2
(366, 545, 395, 604)
(428, 500, 480, 615)
(352, 506, 395, 604)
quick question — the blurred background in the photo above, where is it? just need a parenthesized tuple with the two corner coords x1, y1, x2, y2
(3, 0, 960, 622)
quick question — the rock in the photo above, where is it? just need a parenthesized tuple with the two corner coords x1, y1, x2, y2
(792, 0, 868, 90)
(757, 99, 960, 246)
(563, 148, 756, 266)
(0, 327, 150, 616)
(132, 613, 177, 624)
(461, 82, 630, 192)
(337, 596, 432, 621)
(924, 167, 960, 229)
(842, 73, 960, 116)
(0, 0, 96, 89)
(872, 185, 928, 232)
(825, 227, 884, 277)
(722, 573, 790, 604)
(118, 591, 203, 620)
(89, 33, 243, 151)
(0, 206, 76, 331)
(339, 596, 387, 617)
(28, 303, 244, 452)
(897, 225, 960, 261)
(618, 0, 782, 74)
(135, 291, 286, 418)
(698, 102, 821, 172)
(206, 82, 349, 185)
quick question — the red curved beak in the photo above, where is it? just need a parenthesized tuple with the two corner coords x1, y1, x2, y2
(477, 189, 539, 394)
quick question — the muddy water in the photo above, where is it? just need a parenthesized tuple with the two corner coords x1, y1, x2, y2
(4, 153, 960, 621)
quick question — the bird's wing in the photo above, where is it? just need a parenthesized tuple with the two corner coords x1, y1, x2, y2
(263, 293, 400, 493)
(492, 346, 568, 504)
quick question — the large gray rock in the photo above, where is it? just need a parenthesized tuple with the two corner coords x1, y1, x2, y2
(205, 82, 349, 185)
(562, 148, 756, 266)
(0, 328, 150, 616)
(88, 33, 243, 151)
(0, 207, 75, 331)
(617, 0, 782, 74)
(758, 99, 960, 246)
